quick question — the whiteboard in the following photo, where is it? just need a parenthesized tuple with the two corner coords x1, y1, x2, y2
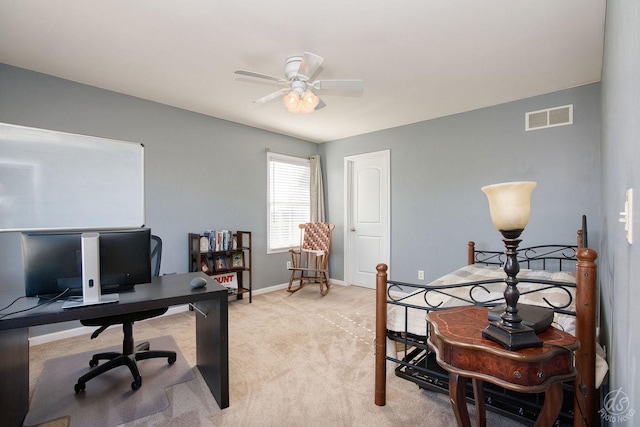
(0, 122, 145, 231)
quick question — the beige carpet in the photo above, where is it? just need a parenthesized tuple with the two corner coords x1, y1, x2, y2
(29, 285, 526, 426)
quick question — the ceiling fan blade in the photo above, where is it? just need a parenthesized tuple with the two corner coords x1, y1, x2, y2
(312, 79, 364, 92)
(296, 52, 324, 80)
(235, 69, 288, 84)
(315, 98, 327, 111)
(254, 88, 290, 104)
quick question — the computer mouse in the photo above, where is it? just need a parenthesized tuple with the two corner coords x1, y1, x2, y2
(190, 277, 207, 289)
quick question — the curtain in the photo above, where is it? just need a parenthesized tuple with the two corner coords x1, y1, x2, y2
(310, 154, 325, 222)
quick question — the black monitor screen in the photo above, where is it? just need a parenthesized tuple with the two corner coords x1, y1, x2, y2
(21, 228, 152, 297)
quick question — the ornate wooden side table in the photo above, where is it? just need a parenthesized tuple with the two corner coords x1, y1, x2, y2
(427, 306, 579, 427)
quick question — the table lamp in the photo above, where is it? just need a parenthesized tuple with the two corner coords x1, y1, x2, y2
(481, 181, 543, 350)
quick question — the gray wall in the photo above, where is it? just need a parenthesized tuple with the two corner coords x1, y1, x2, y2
(600, 0, 640, 421)
(0, 64, 318, 334)
(321, 83, 601, 284)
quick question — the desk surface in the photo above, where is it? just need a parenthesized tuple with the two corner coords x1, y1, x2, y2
(0, 272, 227, 330)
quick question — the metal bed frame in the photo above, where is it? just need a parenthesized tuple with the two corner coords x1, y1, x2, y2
(374, 228, 598, 427)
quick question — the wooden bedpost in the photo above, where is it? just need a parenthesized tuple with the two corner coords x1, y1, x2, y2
(375, 263, 388, 406)
(574, 247, 597, 427)
(467, 241, 475, 265)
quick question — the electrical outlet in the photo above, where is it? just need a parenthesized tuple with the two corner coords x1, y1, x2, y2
(287, 261, 292, 269)
(418, 270, 424, 280)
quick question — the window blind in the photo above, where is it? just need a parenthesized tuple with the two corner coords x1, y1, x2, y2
(267, 153, 310, 253)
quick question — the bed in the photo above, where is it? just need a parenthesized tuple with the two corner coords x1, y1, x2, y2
(374, 222, 606, 426)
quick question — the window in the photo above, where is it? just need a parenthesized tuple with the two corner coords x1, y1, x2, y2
(267, 152, 310, 253)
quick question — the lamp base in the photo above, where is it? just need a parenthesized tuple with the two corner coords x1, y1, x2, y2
(482, 321, 543, 351)
(488, 304, 554, 333)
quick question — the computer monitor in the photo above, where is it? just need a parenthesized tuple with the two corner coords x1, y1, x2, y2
(21, 228, 152, 298)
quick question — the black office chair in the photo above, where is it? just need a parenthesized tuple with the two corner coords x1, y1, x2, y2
(74, 234, 176, 393)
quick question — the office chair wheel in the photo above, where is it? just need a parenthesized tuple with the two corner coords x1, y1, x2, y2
(74, 381, 86, 393)
(131, 376, 142, 390)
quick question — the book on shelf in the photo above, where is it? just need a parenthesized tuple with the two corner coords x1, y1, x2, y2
(204, 230, 234, 252)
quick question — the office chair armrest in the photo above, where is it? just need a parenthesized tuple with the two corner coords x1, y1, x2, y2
(90, 324, 110, 339)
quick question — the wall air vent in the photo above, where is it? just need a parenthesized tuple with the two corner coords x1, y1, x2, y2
(525, 104, 573, 131)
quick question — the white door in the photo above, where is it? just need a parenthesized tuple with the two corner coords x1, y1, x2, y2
(344, 150, 390, 289)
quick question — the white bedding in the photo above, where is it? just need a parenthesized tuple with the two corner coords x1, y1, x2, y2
(386, 264, 608, 387)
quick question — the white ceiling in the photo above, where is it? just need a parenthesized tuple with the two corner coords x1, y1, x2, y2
(0, 1, 605, 143)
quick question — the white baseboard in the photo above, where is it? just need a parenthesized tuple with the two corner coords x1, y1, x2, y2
(248, 278, 345, 295)
(28, 304, 191, 346)
(29, 325, 96, 346)
(28, 278, 345, 346)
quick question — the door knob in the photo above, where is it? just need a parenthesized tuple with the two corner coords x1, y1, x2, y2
(350, 227, 356, 232)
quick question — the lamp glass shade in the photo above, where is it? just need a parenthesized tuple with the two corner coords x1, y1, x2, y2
(283, 91, 301, 113)
(297, 92, 318, 114)
(302, 91, 320, 109)
(482, 181, 537, 231)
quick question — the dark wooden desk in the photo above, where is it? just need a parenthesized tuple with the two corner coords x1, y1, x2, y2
(427, 306, 578, 427)
(0, 272, 229, 427)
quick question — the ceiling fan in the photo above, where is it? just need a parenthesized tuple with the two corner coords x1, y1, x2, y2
(234, 52, 363, 113)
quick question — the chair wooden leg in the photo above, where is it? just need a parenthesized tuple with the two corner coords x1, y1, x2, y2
(319, 272, 330, 296)
(288, 266, 330, 295)
(287, 269, 303, 293)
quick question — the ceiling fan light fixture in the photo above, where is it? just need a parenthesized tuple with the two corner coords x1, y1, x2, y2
(302, 91, 320, 109)
(284, 90, 299, 104)
(237, 52, 362, 113)
(283, 90, 319, 113)
(283, 91, 301, 113)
